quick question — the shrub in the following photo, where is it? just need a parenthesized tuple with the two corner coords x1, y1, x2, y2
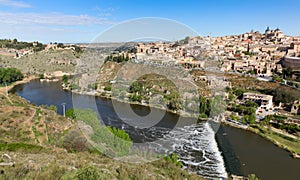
(62, 130, 89, 152)
(39, 74, 44, 79)
(104, 86, 111, 91)
(65, 109, 76, 119)
(48, 105, 57, 112)
(164, 153, 182, 167)
(62, 75, 68, 84)
(76, 166, 104, 180)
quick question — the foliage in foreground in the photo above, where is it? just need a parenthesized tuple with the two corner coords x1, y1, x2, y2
(164, 153, 183, 167)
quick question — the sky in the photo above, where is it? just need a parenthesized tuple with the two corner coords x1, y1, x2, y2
(0, 0, 300, 43)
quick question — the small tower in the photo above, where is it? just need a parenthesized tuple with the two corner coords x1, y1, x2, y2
(265, 26, 271, 39)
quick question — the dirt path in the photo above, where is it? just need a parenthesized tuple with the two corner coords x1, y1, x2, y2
(21, 107, 37, 140)
(36, 115, 48, 145)
(0, 92, 13, 105)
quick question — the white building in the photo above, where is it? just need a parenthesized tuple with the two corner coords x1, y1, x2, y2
(243, 92, 275, 118)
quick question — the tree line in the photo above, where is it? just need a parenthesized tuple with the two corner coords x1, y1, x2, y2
(105, 53, 130, 63)
(0, 68, 23, 84)
(0, 39, 45, 52)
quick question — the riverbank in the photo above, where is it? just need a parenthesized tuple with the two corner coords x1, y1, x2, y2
(248, 125, 300, 158)
(0, 76, 38, 93)
(221, 117, 300, 158)
(67, 88, 199, 119)
(222, 117, 300, 158)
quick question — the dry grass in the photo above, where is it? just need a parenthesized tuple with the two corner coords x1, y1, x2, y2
(0, 49, 77, 74)
(0, 92, 205, 180)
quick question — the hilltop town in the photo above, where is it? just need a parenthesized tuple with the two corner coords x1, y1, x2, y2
(125, 27, 299, 74)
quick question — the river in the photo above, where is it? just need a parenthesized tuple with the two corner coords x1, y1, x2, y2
(10, 80, 300, 180)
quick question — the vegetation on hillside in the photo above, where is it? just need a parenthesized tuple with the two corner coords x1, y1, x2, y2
(260, 87, 300, 104)
(261, 115, 300, 135)
(127, 73, 182, 112)
(226, 74, 300, 104)
(0, 39, 45, 52)
(0, 49, 77, 74)
(66, 108, 133, 156)
(0, 93, 203, 180)
(105, 53, 130, 63)
(0, 68, 23, 84)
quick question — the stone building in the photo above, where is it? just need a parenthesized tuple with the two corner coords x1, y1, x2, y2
(291, 100, 300, 115)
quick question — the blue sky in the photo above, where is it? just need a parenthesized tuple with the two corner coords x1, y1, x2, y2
(0, 0, 299, 43)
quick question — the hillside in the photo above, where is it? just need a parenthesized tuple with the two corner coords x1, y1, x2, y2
(0, 49, 78, 75)
(0, 90, 203, 179)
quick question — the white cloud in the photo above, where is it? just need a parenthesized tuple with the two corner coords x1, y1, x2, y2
(0, 0, 31, 8)
(0, 8, 119, 42)
(0, 23, 100, 43)
(91, 6, 118, 17)
(0, 12, 116, 26)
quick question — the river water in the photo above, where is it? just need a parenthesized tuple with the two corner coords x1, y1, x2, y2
(10, 80, 300, 180)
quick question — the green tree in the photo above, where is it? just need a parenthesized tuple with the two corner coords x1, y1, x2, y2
(65, 109, 76, 119)
(233, 88, 244, 99)
(245, 100, 259, 108)
(282, 67, 293, 78)
(242, 113, 256, 124)
(167, 98, 182, 111)
(62, 75, 68, 84)
(199, 96, 208, 115)
(228, 93, 235, 101)
(39, 74, 44, 79)
(0, 68, 23, 84)
(57, 43, 65, 48)
(104, 86, 111, 91)
(248, 113, 256, 124)
(129, 94, 142, 102)
(129, 81, 142, 93)
(125, 54, 130, 61)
